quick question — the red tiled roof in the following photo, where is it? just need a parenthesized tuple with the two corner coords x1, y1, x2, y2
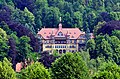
(37, 23, 85, 39)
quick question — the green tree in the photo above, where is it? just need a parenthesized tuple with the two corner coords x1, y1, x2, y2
(87, 39, 96, 58)
(0, 28, 9, 61)
(63, 12, 73, 27)
(109, 36, 120, 64)
(17, 36, 37, 62)
(24, 7, 35, 24)
(93, 61, 120, 79)
(112, 30, 120, 39)
(110, 12, 120, 20)
(0, 58, 16, 79)
(19, 62, 51, 79)
(93, 21, 106, 36)
(43, 7, 61, 27)
(0, 21, 13, 35)
(95, 35, 113, 59)
(73, 11, 83, 28)
(51, 52, 90, 79)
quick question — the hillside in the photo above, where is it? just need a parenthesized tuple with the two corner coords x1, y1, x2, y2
(0, 0, 120, 79)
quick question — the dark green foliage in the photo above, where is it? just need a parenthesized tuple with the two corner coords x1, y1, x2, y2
(87, 39, 96, 58)
(51, 52, 90, 79)
(19, 62, 51, 79)
(17, 36, 38, 62)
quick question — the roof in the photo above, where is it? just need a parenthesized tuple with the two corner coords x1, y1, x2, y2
(37, 23, 85, 39)
(16, 62, 23, 72)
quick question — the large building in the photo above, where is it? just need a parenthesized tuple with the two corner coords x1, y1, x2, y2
(37, 23, 94, 54)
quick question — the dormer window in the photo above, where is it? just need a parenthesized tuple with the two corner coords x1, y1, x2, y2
(44, 32, 46, 34)
(58, 32, 63, 36)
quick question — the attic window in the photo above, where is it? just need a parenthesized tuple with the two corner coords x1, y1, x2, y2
(49, 32, 51, 34)
(44, 32, 46, 34)
(72, 36, 74, 38)
(58, 32, 63, 36)
(74, 32, 76, 34)
(46, 36, 49, 38)
(69, 32, 71, 34)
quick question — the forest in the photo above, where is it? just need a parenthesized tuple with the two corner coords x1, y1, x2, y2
(0, 0, 120, 79)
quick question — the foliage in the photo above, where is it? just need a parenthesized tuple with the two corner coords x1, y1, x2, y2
(39, 51, 57, 68)
(17, 36, 38, 62)
(0, 28, 9, 61)
(19, 62, 51, 79)
(87, 39, 96, 58)
(97, 21, 120, 35)
(51, 52, 90, 79)
(112, 30, 120, 39)
(93, 61, 120, 79)
(0, 58, 16, 79)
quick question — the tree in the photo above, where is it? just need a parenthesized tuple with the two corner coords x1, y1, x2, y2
(110, 12, 120, 20)
(51, 52, 90, 79)
(95, 35, 113, 59)
(0, 28, 9, 61)
(93, 61, 120, 79)
(73, 11, 83, 28)
(63, 12, 73, 28)
(87, 39, 96, 58)
(97, 21, 120, 35)
(0, 58, 16, 79)
(24, 7, 35, 24)
(43, 7, 61, 27)
(19, 62, 51, 79)
(109, 36, 120, 64)
(17, 36, 37, 62)
(39, 51, 57, 68)
(112, 30, 120, 39)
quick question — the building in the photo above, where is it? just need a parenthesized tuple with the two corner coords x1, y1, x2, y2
(37, 23, 94, 54)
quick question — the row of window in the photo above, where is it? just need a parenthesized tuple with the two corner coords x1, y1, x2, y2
(44, 40, 78, 44)
(45, 45, 77, 48)
(44, 40, 85, 44)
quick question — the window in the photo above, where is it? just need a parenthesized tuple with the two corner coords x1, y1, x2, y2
(80, 35, 86, 39)
(59, 46, 60, 48)
(58, 32, 63, 36)
(44, 41, 47, 44)
(72, 36, 74, 38)
(74, 40, 77, 44)
(47, 40, 49, 43)
(70, 40, 72, 43)
(65, 46, 66, 48)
